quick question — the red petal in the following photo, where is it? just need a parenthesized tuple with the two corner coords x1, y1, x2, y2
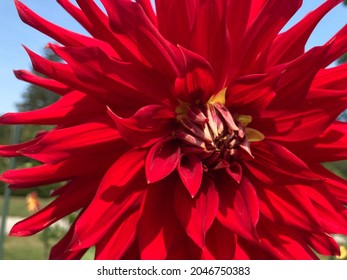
(226, 162, 243, 183)
(226, 74, 276, 114)
(49, 217, 88, 260)
(287, 121, 347, 163)
(57, 0, 95, 36)
(226, 1, 251, 83)
(51, 44, 171, 106)
(0, 91, 105, 126)
(14, 70, 70, 95)
(256, 89, 347, 142)
(247, 0, 267, 28)
(269, 46, 330, 109)
(205, 221, 236, 259)
(0, 134, 44, 157)
(217, 175, 259, 242)
(173, 46, 215, 104)
(304, 185, 347, 235)
(232, 235, 278, 260)
(177, 154, 203, 198)
(324, 24, 347, 65)
(137, 0, 157, 26)
(10, 177, 98, 236)
(309, 163, 347, 204)
(24, 47, 141, 114)
(187, 1, 231, 88)
(15, 0, 104, 49)
(313, 63, 347, 90)
(20, 119, 122, 164)
(77, 0, 147, 63)
(246, 141, 323, 183)
(108, 105, 175, 148)
(306, 233, 340, 257)
(257, 184, 322, 232)
(258, 220, 318, 260)
(1, 148, 122, 189)
(138, 179, 183, 259)
(102, 0, 181, 77)
(174, 177, 219, 248)
(268, 0, 342, 66)
(66, 150, 146, 251)
(95, 209, 140, 260)
(69, 182, 145, 251)
(145, 138, 180, 184)
(99, 148, 148, 189)
(155, 0, 195, 47)
(239, 0, 302, 74)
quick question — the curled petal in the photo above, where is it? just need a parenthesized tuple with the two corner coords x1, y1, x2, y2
(177, 154, 203, 198)
(108, 105, 175, 148)
(173, 46, 215, 104)
(19, 119, 122, 164)
(145, 138, 181, 184)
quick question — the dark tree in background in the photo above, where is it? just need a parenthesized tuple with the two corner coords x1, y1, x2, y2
(0, 49, 61, 196)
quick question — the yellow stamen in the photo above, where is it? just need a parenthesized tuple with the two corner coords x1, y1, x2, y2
(245, 128, 265, 142)
(237, 114, 253, 127)
(337, 245, 347, 259)
(175, 101, 190, 121)
(209, 87, 227, 105)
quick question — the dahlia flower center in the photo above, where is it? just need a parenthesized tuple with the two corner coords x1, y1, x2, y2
(175, 102, 253, 170)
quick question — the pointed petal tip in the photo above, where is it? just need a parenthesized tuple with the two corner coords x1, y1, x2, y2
(0, 114, 7, 124)
(0, 112, 28, 125)
(13, 69, 25, 80)
(14, 0, 21, 7)
(9, 226, 32, 237)
(66, 236, 83, 252)
(19, 144, 42, 155)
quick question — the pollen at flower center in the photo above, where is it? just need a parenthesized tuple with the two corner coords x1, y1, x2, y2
(174, 101, 261, 171)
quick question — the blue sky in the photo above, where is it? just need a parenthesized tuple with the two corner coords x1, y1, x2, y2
(0, 0, 346, 114)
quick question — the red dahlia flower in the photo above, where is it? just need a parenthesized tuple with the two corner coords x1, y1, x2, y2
(1, 0, 347, 260)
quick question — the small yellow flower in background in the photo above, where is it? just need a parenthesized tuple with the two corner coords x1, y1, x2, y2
(333, 234, 347, 260)
(26, 192, 40, 213)
(336, 246, 347, 260)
